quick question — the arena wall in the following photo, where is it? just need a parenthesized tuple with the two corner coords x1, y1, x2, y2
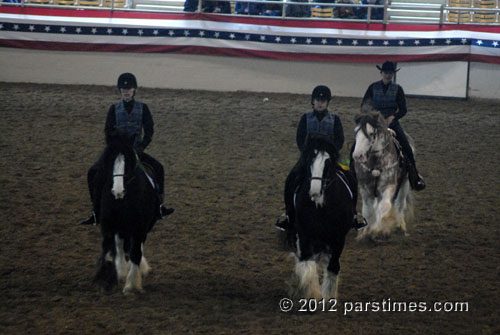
(1, 47, 499, 99)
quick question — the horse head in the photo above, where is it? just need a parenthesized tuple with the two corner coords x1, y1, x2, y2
(353, 104, 387, 163)
(103, 131, 138, 200)
(302, 135, 339, 207)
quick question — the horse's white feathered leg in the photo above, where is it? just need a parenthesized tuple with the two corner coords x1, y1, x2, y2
(321, 270, 339, 300)
(140, 243, 151, 277)
(295, 260, 322, 300)
(376, 185, 397, 235)
(114, 234, 129, 281)
(395, 179, 413, 235)
(358, 188, 376, 239)
(123, 263, 142, 294)
(123, 240, 144, 294)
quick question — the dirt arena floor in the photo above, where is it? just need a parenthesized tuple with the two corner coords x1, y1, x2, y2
(0, 82, 499, 335)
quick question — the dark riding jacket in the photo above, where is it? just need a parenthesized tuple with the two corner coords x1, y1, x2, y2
(362, 80, 407, 121)
(296, 110, 344, 152)
(104, 99, 154, 152)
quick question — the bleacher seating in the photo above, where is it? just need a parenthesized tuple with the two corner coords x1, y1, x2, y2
(447, 0, 471, 22)
(77, 0, 102, 6)
(103, 0, 127, 7)
(17, 0, 500, 24)
(134, 0, 185, 11)
(54, 0, 75, 5)
(472, 0, 496, 23)
(388, 0, 446, 23)
(311, 6, 335, 18)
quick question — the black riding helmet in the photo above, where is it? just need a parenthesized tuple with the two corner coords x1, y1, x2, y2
(311, 85, 332, 105)
(117, 72, 138, 89)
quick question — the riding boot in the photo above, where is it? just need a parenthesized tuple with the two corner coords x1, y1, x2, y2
(352, 213, 368, 230)
(275, 165, 302, 231)
(157, 193, 174, 219)
(408, 164, 426, 191)
(79, 210, 97, 225)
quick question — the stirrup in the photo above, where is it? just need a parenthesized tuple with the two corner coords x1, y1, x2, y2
(159, 205, 174, 219)
(414, 175, 426, 191)
(79, 211, 97, 226)
(409, 173, 426, 191)
(353, 214, 368, 231)
(275, 213, 289, 231)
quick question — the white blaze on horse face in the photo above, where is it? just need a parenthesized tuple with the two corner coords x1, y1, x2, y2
(353, 124, 374, 162)
(310, 150, 329, 207)
(112, 154, 126, 200)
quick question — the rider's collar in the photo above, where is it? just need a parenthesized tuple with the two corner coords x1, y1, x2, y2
(122, 98, 135, 105)
(313, 109, 329, 118)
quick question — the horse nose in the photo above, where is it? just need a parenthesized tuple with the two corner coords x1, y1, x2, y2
(310, 193, 319, 201)
(112, 189, 125, 200)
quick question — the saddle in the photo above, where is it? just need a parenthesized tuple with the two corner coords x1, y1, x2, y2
(389, 130, 408, 170)
(141, 162, 158, 190)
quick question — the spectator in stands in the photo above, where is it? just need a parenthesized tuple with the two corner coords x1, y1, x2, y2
(184, 0, 198, 12)
(184, 0, 230, 13)
(261, 0, 283, 16)
(286, 0, 311, 17)
(355, 0, 384, 20)
(207, 0, 232, 13)
(337, 0, 358, 19)
(235, 0, 265, 15)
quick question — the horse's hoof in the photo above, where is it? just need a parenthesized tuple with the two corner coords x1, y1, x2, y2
(123, 286, 144, 295)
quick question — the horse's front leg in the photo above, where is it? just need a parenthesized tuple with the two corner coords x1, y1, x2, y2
(321, 236, 346, 300)
(123, 233, 146, 294)
(114, 234, 129, 282)
(93, 233, 118, 292)
(375, 184, 397, 234)
(358, 186, 377, 239)
(290, 235, 322, 301)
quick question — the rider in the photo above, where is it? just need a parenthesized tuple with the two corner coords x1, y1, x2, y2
(275, 85, 367, 231)
(362, 61, 426, 191)
(80, 73, 173, 225)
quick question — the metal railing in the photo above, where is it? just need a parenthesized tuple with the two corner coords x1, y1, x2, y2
(2, 0, 500, 25)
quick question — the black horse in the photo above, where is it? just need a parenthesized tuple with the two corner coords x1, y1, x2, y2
(285, 136, 356, 301)
(93, 133, 159, 294)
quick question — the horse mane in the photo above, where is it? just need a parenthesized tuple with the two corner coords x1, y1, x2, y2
(354, 102, 386, 139)
(102, 133, 137, 175)
(302, 135, 340, 164)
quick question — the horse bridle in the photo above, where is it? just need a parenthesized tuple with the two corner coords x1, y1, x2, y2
(354, 122, 393, 172)
(310, 176, 335, 194)
(112, 151, 143, 185)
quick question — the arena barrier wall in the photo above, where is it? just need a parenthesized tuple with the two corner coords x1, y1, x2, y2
(0, 7, 499, 99)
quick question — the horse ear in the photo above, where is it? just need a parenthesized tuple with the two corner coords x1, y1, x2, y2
(354, 112, 362, 124)
(361, 99, 374, 114)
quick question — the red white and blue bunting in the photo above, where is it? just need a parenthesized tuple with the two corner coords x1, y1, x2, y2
(1, 7, 499, 64)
